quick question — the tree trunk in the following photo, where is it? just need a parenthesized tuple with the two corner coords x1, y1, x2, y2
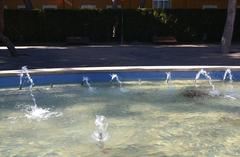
(139, 0, 146, 8)
(23, 0, 33, 10)
(0, 0, 17, 56)
(112, 0, 118, 9)
(221, 0, 237, 53)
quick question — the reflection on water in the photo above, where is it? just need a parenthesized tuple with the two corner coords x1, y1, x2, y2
(0, 81, 240, 156)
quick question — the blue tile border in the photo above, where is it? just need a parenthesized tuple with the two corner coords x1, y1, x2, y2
(0, 71, 239, 88)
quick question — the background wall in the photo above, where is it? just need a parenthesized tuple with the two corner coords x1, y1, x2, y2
(4, 0, 153, 9)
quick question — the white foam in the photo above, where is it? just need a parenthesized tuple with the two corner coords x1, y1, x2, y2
(25, 106, 62, 121)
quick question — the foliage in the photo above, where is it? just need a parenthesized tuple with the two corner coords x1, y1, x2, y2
(4, 9, 240, 43)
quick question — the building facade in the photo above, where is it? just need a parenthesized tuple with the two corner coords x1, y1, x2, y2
(4, 0, 240, 10)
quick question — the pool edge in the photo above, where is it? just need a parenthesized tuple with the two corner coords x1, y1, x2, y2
(1, 66, 240, 77)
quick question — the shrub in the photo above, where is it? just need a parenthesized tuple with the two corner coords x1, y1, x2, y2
(4, 9, 240, 43)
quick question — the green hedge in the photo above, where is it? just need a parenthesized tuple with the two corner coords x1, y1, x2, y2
(4, 9, 240, 43)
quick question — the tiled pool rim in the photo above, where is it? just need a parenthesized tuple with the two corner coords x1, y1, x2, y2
(2, 66, 240, 76)
(1, 66, 240, 87)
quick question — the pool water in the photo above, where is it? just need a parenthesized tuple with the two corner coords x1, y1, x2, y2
(0, 80, 240, 156)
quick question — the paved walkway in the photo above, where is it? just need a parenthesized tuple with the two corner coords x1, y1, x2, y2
(0, 44, 240, 70)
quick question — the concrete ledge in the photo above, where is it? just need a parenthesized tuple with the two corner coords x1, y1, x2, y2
(1, 66, 240, 77)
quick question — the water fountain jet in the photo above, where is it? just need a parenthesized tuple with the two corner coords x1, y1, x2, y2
(223, 69, 233, 82)
(166, 72, 172, 84)
(195, 69, 220, 97)
(82, 77, 95, 92)
(92, 115, 109, 143)
(110, 74, 122, 87)
(19, 66, 62, 120)
(110, 74, 127, 92)
(223, 69, 237, 99)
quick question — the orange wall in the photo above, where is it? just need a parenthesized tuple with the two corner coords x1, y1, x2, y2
(4, 0, 152, 9)
(5, 0, 64, 9)
(71, 0, 109, 8)
(69, 0, 153, 9)
(4, 0, 240, 9)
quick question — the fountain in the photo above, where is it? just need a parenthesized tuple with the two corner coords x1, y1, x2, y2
(19, 66, 37, 107)
(195, 69, 220, 97)
(110, 74, 122, 86)
(165, 72, 175, 92)
(19, 66, 62, 120)
(92, 115, 109, 143)
(2, 67, 240, 156)
(166, 72, 171, 84)
(82, 76, 95, 92)
(138, 79, 142, 86)
(223, 69, 233, 82)
(223, 69, 237, 99)
(110, 74, 127, 92)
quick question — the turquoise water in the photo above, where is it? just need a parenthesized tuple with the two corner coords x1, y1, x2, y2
(0, 80, 240, 156)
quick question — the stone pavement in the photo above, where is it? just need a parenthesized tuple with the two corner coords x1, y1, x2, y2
(0, 44, 240, 70)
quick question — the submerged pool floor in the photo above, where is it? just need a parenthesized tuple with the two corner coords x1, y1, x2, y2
(0, 81, 240, 156)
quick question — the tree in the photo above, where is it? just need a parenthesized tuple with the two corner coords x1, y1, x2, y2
(0, 0, 17, 56)
(221, 0, 237, 53)
(139, 0, 146, 8)
(23, 0, 33, 10)
(112, 0, 118, 9)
